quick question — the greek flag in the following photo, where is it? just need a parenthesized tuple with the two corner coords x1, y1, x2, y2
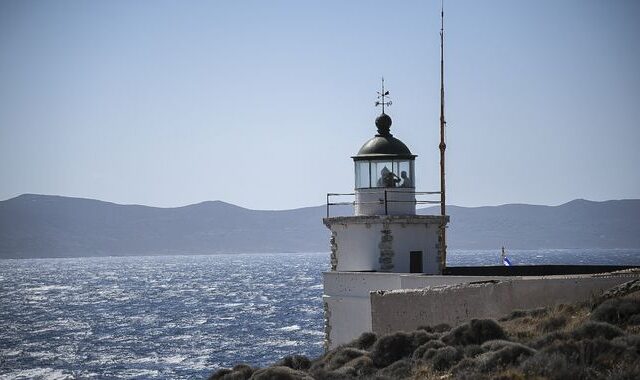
(502, 256, 512, 266)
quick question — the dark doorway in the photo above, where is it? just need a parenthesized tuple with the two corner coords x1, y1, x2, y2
(410, 251, 423, 273)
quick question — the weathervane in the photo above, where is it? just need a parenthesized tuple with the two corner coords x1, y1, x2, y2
(375, 77, 392, 114)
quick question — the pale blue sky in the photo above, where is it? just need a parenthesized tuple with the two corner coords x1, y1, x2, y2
(1, 0, 639, 210)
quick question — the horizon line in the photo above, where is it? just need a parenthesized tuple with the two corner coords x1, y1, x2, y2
(1, 193, 637, 212)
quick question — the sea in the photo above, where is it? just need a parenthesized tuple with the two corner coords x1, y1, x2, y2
(1, 249, 639, 380)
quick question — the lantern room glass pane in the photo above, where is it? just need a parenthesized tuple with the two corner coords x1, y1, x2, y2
(371, 161, 398, 188)
(355, 161, 370, 189)
(358, 159, 415, 189)
(398, 160, 414, 188)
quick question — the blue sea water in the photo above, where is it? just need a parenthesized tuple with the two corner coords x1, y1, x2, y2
(1, 249, 639, 379)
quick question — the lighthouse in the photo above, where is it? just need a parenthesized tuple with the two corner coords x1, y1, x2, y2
(322, 82, 449, 348)
(324, 83, 446, 274)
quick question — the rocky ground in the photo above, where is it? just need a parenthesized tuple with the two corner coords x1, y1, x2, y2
(208, 279, 640, 380)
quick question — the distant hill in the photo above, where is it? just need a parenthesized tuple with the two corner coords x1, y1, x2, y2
(423, 199, 640, 250)
(1, 194, 639, 259)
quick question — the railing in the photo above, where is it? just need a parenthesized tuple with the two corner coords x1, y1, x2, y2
(326, 190, 441, 218)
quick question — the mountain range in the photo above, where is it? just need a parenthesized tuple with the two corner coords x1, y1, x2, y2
(1, 194, 639, 259)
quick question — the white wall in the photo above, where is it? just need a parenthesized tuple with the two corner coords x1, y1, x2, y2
(370, 274, 640, 336)
(326, 216, 443, 273)
(332, 223, 381, 271)
(323, 272, 505, 349)
(323, 272, 402, 348)
(390, 223, 439, 274)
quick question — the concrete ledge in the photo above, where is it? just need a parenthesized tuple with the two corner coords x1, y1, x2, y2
(371, 272, 640, 336)
(323, 271, 517, 298)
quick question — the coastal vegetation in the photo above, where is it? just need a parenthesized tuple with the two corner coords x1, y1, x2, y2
(209, 280, 640, 380)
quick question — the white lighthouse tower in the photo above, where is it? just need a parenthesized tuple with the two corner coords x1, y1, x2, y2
(322, 82, 449, 348)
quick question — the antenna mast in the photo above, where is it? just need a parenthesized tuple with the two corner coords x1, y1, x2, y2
(438, 1, 447, 272)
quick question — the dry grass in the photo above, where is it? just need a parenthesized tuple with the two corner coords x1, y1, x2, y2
(500, 302, 591, 344)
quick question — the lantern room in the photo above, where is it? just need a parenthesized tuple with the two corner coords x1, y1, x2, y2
(352, 112, 417, 216)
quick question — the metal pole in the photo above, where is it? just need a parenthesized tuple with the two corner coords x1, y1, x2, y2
(326, 194, 330, 218)
(438, 1, 447, 273)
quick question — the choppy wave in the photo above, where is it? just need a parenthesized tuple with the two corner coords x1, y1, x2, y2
(1, 249, 639, 379)
(0, 253, 328, 379)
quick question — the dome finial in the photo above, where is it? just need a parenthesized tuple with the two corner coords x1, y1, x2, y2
(374, 77, 393, 136)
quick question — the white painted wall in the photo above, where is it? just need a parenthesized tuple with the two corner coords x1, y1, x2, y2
(332, 223, 381, 271)
(390, 224, 439, 274)
(324, 272, 402, 348)
(326, 216, 442, 272)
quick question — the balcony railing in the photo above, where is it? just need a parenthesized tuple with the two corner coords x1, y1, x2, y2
(326, 190, 441, 218)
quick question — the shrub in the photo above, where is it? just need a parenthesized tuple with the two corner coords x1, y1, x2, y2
(325, 347, 367, 370)
(305, 368, 352, 380)
(540, 315, 568, 333)
(207, 365, 255, 380)
(342, 355, 376, 377)
(448, 341, 535, 376)
(378, 358, 413, 379)
(231, 364, 254, 379)
(481, 340, 519, 351)
(571, 321, 624, 340)
(410, 330, 440, 349)
(412, 340, 446, 361)
(520, 352, 590, 380)
(370, 332, 417, 367)
(591, 298, 640, 326)
(613, 334, 640, 354)
(418, 323, 451, 333)
(442, 319, 507, 346)
(491, 369, 527, 380)
(349, 331, 377, 350)
(629, 314, 640, 325)
(609, 362, 640, 380)
(476, 341, 535, 370)
(277, 355, 311, 371)
(208, 368, 232, 380)
(531, 338, 636, 372)
(328, 365, 357, 378)
(450, 357, 479, 377)
(531, 331, 568, 349)
(430, 346, 463, 371)
(463, 344, 484, 358)
(251, 366, 314, 380)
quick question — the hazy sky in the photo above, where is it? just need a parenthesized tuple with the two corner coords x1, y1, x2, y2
(1, 0, 639, 210)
